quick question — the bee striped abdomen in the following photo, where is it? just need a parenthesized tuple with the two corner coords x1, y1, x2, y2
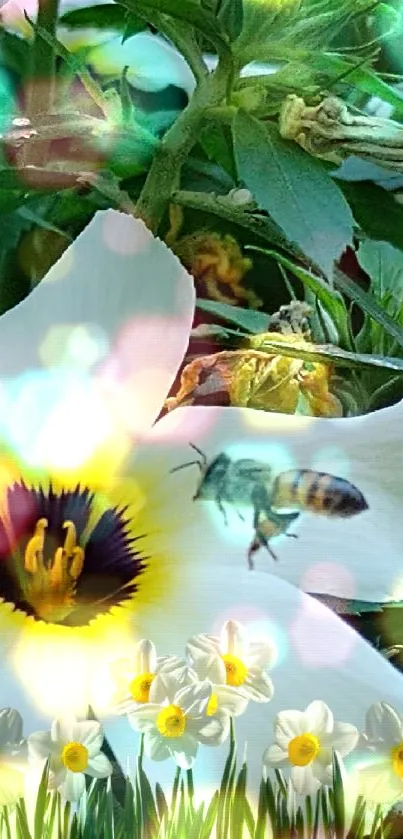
(272, 470, 368, 518)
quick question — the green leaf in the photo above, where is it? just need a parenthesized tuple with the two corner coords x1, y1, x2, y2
(199, 792, 219, 839)
(335, 268, 403, 353)
(310, 53, 403, 119)
(332, 752, 345, 839)
(338, 181, 403, 253)
(249, 335, 403, 375)
(197, 298, 270, 333)
(60, 3, 144, 35)
(233, 111, 354, 279)
(357, 240, 403, 303)
(217, 0, 244, 42)
(119, 0, 231, 57)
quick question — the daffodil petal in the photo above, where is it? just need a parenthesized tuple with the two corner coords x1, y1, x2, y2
(169, 734, 198, 769)
(247, 640, 276, 669)
(357, 758, 403, 805)
(174, 681, 211, 717)
(262, 743, 288, 765)
(215, 685, 249, 717)
(28, 731, 58, 762)
(186, 635, 227, 684)
(60, 770, 86, 802)
(320, 722, 359, 757)
(0, 209, 194, 485)
(143, 729, 170, 762)
(146, 403, 403, 602)
(243, 668, 274, 702)
(304, 700, 334, 736)
(87, 753, 113, 779)
(291, 764, 320, 795)
(186, 715, 225, 745)
(274, 711, 307, 747)
(128, 705, 160, 732)
(72, 721, 103, 756)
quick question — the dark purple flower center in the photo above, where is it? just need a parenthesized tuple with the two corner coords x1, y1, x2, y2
(0, 482, 146, 626)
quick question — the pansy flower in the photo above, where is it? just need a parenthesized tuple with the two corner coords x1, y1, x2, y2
(0, 208, 402, 801)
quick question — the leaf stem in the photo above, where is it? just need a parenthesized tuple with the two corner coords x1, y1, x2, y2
(26, 0, 60, 117)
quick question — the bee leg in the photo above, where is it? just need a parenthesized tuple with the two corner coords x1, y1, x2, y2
(215, 493, 228, 526)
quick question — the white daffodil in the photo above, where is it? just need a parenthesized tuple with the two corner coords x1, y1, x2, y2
(110, 637, 188, 713)
(0, 206, 402, 802)
(263, 700, 359, 795)
(187, 619, 274, 705)
(355, 702, 403, 806)
(128, 675, 225, 769)
(27, 715, 112, 802)
(0, 708, 27, 805)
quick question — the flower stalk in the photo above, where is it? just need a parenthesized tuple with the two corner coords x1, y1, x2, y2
(136, 53, 234, 233)
(26, 0, 60, 117)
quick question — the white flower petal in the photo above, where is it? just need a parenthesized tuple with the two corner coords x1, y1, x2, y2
(274, 711, 307, 747)
(174, 681, 211, 717)
(60, 770, 86, 802)
(262, 743, 288, 766)
(312, 759, 333, 785)
(243, 668, 273, 702)
(149, 402, 403, 602)
(187, 714, 225, 745)
(72, 721, 103, 757)
(221, 620, 245, 659)
(88, 32, 196, 95)
(0, 209, 194, 474)
(128, 705, 160, 732)
(304, 701, 334, 736)
(28, 731, 58, 763)
(357, 758, 403, 805)
(144, 730, 170, 762)
(215, 685, 249, 717)
(87, 753, 113, 779)
(186, 635, 226, 685)
(320, 722, 359, 758)
(52, 716, 76, 745)
(365, 702, 403, 745)
(291, 764, 320, 795)
(134, 640, 157, 677)
(169, 734, 198, 769)
(247, 641, 275, 669)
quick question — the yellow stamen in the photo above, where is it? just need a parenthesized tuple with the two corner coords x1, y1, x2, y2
(222, 654, 248, 687)
(23, 518, 85, 622)
(129, 672, 155, 703)
(24, 518, 48, 573)
(391, 742, 403, 778)
(288, 733, 320, 766)
(156, 704, 186, 738)
(61, 741, 89, 773)
(207, 693, 219, 716)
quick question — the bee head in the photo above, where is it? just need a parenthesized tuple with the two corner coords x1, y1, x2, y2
(193, 453, 231, 501)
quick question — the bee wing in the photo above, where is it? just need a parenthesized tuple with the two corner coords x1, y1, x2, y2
(234, 459, 272, 480)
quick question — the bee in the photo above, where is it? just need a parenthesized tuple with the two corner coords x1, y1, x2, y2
(172, 446, 369, 569)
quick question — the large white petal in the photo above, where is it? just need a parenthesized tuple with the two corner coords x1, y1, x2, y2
(215, 685, 249, 717)
(243, 668, 274, 703)
(134, 640, 157, 678)
(262, 743, 288, 765)
(144, 729, 170, 762)
(27, 731, 58, 763)
(319, 722, 359, 758)
(113, 564, 403, 796)
(0, 209, 194, 477)
(169, 734, 198, 769)
(72, 720, 103, 757)
(88, 32, 196, 95)
(146, 403, 403, 602)
(186, 637, 227, 685)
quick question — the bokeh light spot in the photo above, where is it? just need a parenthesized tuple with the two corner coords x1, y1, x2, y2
(102, 211, 150, 255)
(39, 323, 109, 370)
(290, 595, 355, 667)
(300, 562, 356, 599)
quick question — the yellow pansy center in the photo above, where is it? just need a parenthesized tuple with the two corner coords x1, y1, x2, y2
(222, 654, 248, 687)
(23, 518, 84, 623)
(207, 693, 219, 716)
(129, 672, 155, 703)
(156, 705, 186, 738)
(61, 742, 89, 773)
(391, 742, 403, 778)
(288, 733, 320, 766)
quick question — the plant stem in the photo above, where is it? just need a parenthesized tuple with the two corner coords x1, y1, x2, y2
(136, 53, 234, 233)
(27, 0, 60, 117)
